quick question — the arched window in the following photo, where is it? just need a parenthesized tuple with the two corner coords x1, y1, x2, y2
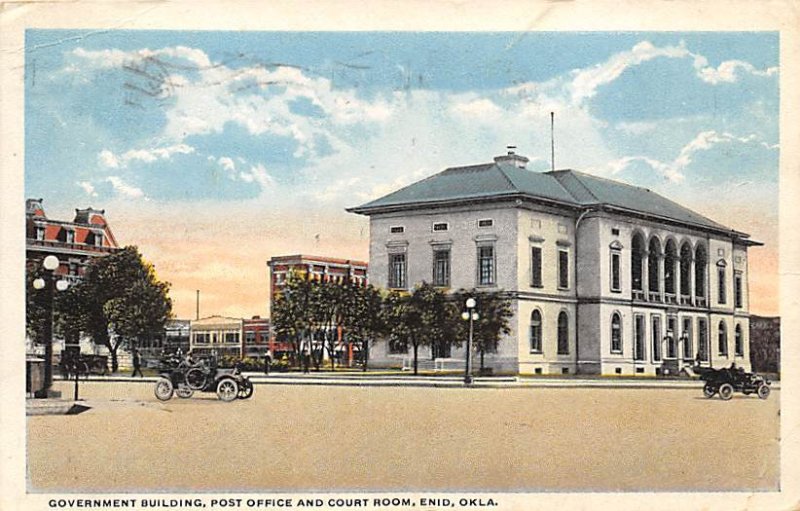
(648, 237, 661, 295)
(695, 245, 707, 301)
(735, 324, 743, 356)
(557, 311, 569, 355)
(611, 312, 622, 353)
(664, 240, 677, 296)
(680, 243, 693, 302)
(718, 321, 728, 356)
(631, 233, 645, 292)
(530, 310, 542, 353)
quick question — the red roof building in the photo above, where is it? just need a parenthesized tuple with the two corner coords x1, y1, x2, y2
(26, 198, 120, 282)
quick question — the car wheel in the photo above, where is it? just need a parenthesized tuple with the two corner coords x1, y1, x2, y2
(238, 379, 254, 399)
(703, 384, 716, 398)
(185, 368, 207, 390)
(216, 378, 239, 402)
(154, 378, 174, 401)
(757, 383, 771, 400)
(175, 386, 194, 399)
(719, 383, 734, 401)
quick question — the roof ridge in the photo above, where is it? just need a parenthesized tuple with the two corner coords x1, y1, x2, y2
(548, 169, 600, 203)
(562, 169, 731, 231)
(493, 163, 522, 192)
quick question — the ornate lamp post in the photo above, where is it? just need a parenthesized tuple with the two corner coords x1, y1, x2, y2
(32, 255, 69, 398)
(461, 297, 479, 385)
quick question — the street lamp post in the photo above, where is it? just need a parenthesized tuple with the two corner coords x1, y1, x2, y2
(461, 297, 478, 385)
(32, 255, 68, 398)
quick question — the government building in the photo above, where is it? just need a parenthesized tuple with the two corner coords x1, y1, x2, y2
(348, 151, 761, 376)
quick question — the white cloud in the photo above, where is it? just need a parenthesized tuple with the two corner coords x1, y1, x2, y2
(218, 157, 236, 172)
(98, 149, 119, 168)
(569, 41, 690, 104)
(238, 163, 274, 190)
(598, 130, 777, 183)
(106, 176, 145, 199)
(78, 181, 98, 197)
(98, 143, 195, 168)
(692, 56, 778, 84)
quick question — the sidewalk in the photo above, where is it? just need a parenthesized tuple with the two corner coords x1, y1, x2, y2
(51, 371, 780, 390)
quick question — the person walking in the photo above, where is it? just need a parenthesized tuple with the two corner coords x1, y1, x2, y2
(302, 349, 311, 374)
(131, 349, 143, 377)
(264, 349, 272, 375)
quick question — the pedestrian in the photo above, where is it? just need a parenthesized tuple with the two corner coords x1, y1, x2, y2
(264, 349, 272, 375)
(302, 349, 310, 374)
(131, 349, 143, 377)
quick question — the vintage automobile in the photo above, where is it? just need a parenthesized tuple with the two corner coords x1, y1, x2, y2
(700, 365, 771, 400)
(154, 356, 253, 402)
(60, 351, 109, 379)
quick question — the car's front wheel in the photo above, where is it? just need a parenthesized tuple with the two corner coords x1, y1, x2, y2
(154, 378, 174, 401)
(703, 384, 716, 398)
(757, 383, 771, 400)
(216, 378, 239, 402)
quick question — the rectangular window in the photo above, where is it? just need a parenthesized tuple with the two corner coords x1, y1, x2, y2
(682, 318, 693, 360)
(94, 232, 104, 247)
(611, 228, 620, 236)
(432, 249, 450, 287)
(634, 315, 645, 361)
(390, 226, 405, 234)
(558, 250, 569, 289)
(225, 332, 238, 344)
(245, 332, 256, 345)
(478, 219, 494, 228)
(651, 316, 662, 362)
(35, 226, 45, 241)
(667, 317, 677, 358)
(611, 252, 621, 292)
(478, 245, 495, 286)
(718, 267, 726, 304)
(65, 230, 75, 244)
(432, 222, 449, 232)
(734, 275, 743, 308)
(698, 318, 708, 361)
(388, 254, 406, 289)
(531, 247, 542, 287)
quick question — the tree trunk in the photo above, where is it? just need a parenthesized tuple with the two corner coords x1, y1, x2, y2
(413, 342, 418, 375)
(362, 338, 369, 372)
(109, 342, 119, 373)
(480, 348, 485, 371)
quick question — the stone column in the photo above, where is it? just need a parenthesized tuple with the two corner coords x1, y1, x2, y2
(642, 250, 649, 298)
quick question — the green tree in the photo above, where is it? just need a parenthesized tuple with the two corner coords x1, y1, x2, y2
(453, 289, 513, 372)
(79, 246, 173, 372)
(341, 283, 385, 372)
(384, 283, 454, 375)
(272, 270, 314, 366)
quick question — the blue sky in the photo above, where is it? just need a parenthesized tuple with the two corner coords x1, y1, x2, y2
(24, 31, 779, 317)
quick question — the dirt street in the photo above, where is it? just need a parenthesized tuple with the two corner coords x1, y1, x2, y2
(27, 381, 780, 492)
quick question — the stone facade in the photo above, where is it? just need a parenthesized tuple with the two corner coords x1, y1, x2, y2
(351, 153, 759, 376)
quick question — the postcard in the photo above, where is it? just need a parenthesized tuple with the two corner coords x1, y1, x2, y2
(1, 2, 798, 511)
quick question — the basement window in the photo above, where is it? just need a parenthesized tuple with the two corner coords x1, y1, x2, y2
(390, 226, 405, 234)
(615, 368, 622, 375)
(561, 368, 569, 375)
(636, 367, 645, 374)
(478, 219, 494, 228)
(535, 368, 542, 375)
(432, 222, 449, 232)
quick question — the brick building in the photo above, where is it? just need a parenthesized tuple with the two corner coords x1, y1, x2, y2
(267, 254, 368, 365)
(26, 198, 120, 282)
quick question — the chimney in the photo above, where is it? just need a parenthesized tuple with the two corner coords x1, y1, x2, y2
(493, 145, 529, 169)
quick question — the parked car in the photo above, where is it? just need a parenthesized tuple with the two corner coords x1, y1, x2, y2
(154, 356, 252, 402)
(700, 365, 771, 400)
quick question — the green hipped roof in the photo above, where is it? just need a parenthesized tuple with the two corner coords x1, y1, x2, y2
(348, 159, 748, 238)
